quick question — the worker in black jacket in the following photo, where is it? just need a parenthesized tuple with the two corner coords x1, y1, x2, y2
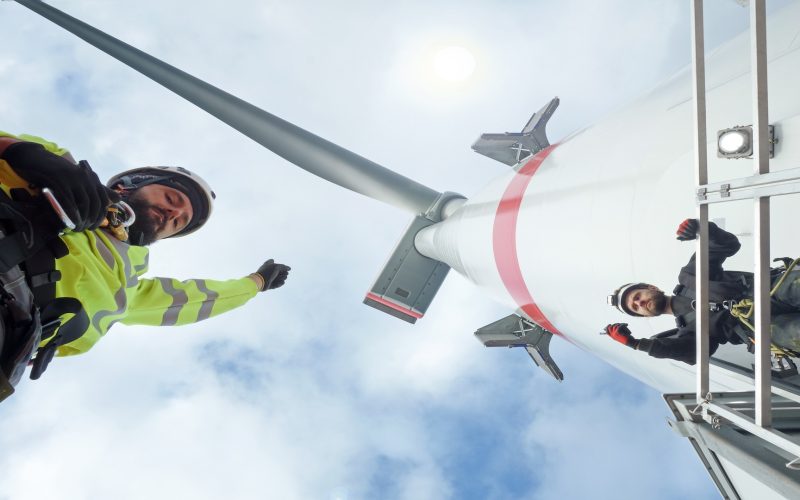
(603, 219, 800, 365)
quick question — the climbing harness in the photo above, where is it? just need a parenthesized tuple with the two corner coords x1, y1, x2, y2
(0, 186, 125, 401)
(726, 258, 800, 363)
(728, 258, 798, 331)
(672, 259, 800, 372)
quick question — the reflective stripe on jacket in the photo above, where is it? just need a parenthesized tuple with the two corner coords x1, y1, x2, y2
(0, 131, 259, 356)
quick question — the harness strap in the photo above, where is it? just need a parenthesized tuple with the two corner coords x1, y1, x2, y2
(0, 234, 32, 274)
(672, 283, 753, 344)
(675, 311, 695, 329)
(0, 193, 62, 273)
(0, 191, 87, 383)
(30, 297, 88, 380)
(20, 238, 85, 380)
(673, 284, 697, 328)
(673, 283, 694, 299)
(29, 270, 61, 289)
(23, 237, 67, 307)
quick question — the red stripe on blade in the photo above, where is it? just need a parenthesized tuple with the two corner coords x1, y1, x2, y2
(365, 293, 424, 319)
(492, 145, 561, 335)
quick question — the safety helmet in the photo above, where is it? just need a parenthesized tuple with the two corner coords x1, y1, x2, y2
(106, 166, 215, 238)
(607, 282, 649, 317)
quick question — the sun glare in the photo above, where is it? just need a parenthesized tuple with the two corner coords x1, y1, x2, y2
(432, 45, 476, 82)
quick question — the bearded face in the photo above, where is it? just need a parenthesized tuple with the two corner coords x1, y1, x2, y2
(649, 290, 668, 315)
(121, 184, 194, 246)
(624, 285, 668, 317)
(124, 193, 159, 246)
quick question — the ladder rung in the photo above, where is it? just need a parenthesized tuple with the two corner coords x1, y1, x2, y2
(697, 166, 800, 204)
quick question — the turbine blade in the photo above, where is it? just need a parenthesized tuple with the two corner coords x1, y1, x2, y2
(13, 0, 442, 214)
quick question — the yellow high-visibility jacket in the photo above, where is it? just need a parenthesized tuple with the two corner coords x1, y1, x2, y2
(0, 132, 259, 356)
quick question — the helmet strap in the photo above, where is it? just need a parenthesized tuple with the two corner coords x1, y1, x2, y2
(114, 174, 172, 194)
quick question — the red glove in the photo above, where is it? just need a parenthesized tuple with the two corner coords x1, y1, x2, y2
(676, 218, 699, 241)
(603, 323, 638, 348)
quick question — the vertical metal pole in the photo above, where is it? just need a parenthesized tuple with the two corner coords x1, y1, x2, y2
(691, 0, 710, 402)
(751, 0, 772, 428)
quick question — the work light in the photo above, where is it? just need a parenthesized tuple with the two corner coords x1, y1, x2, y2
(717, 125, 775, 159)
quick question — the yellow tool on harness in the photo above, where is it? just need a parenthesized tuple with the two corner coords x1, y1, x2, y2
(100, 204, 136, 242)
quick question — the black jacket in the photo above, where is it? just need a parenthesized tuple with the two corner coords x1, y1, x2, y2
(637, 223, 753, 365)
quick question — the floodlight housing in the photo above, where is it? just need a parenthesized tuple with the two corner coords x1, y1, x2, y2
(717, 125, 775, 159)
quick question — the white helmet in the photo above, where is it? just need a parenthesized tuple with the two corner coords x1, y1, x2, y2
(607, 282, 648, 316)
(107, 166, 215, 237)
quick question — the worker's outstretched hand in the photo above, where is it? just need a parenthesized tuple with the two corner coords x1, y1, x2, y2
(603, 323, 638, 348)
(1, 142, 119, 231)
(676, 218, 700, 241)
(254, 259, 291, 291)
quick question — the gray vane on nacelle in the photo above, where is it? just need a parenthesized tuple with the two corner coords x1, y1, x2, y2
(474, 314, 563, 381)
(471, 97, 559, 168)
(363, 193, 464, 324)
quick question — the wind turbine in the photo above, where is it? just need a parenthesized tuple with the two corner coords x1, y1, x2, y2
(8, 0, 800, 497)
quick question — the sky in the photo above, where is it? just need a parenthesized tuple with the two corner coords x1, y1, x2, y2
(0, 1, 795, 499)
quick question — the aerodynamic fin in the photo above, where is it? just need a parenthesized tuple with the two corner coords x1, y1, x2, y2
(471, 97, 559, 167)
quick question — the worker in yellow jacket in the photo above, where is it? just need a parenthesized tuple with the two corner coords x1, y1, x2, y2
(0, 131, 290, 400)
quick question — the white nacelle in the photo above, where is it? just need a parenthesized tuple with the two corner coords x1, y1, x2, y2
(417, 2, 800, 393)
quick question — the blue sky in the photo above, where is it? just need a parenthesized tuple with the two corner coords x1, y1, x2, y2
(0, 1, 795, 499)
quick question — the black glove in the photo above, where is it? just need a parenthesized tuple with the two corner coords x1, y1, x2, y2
(676, 218, 700, 241)
(254, 259, 291, 291)
(1, 142, 120, 231)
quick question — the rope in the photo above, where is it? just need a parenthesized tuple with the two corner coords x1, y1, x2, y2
(729, 258, 800, 358)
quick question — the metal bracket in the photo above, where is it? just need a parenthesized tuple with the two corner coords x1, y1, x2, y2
(763, 353, 799, 378)
(696, 187, 708, 201)
(471, 97, 560, 168)
(474, 314, 564, 381)
(423, 191, 467, 223)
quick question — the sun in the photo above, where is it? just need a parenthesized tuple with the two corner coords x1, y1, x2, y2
(432, 45, 476, 82)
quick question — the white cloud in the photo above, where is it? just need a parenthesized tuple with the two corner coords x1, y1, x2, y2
(1, 0, 787, 498)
